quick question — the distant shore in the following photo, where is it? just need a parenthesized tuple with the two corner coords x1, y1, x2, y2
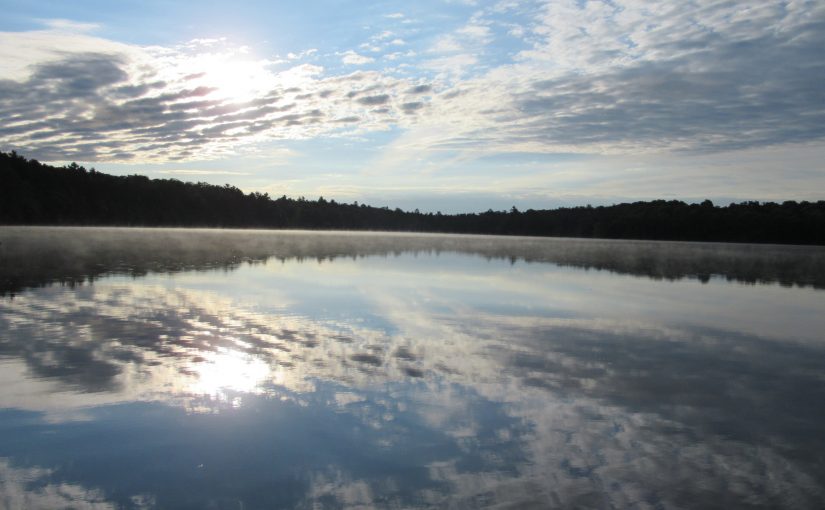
(2, 151, 824, 245)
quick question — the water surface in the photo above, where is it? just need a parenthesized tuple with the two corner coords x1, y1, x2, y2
(1, 227, 824, 509)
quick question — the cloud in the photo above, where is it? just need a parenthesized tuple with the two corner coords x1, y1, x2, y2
(1, 1, 823, 171)
(407, 84, 432, 94)
(31, 53, 129, 96)
(361, 29, 408, 54)
(357, 94, 390, 106)
(39, 18, 101, 33)
(429, 20, 493, 56)
(454, 24, 491, 42)
(0, 31, 435, 162)
(401, 101, 424, 114)
(286, 48, 317, 60)
(430, 35, 463, 53)
(400, 0, 825, 157)
(0, 28, 137, 80)
(358, 43, 381, 52)
(421, 53, 478, 76)
(341, 50, 374, 65)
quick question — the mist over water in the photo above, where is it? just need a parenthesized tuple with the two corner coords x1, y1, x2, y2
(1, 227, 824, 509)
(2, 226, 824, 295)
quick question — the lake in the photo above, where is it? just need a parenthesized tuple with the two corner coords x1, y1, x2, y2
(1, 227, 824, 509)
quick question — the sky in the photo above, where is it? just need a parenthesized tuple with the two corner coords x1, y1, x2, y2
(0, 0, 823, 213)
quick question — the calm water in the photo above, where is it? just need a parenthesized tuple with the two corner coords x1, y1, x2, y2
(1, 227, 824, 509)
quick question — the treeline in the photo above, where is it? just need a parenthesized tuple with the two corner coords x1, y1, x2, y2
(2, 151, 824, 244)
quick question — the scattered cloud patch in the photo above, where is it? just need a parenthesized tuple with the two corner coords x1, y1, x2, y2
(341, 50, 375, 65)
(287, 48, 318, 60)
(401, 101, 424, 114)
(407, 84, 432, 94)
(357, 94, 390, 106)
(359, 43, 381, 53)
(39, 18, 101, 33)
(455, 24, 491, 42)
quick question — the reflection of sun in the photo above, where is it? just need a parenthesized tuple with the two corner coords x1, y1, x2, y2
(189, 349, 270, 400)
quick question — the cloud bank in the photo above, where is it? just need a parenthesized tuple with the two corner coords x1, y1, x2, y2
(0, 1, 822, 165)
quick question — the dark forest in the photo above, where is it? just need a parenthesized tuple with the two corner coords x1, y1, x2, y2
(2, 151, 823, 245)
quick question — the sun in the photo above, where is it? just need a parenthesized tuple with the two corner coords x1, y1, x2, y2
(173, 45, 278, 104)
(201, 58, 275, 102)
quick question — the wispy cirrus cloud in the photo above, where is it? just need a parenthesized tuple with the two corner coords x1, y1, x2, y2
(37, 18, 101, 33)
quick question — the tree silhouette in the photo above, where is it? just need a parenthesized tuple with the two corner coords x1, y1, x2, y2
(1, 151, 823, 245)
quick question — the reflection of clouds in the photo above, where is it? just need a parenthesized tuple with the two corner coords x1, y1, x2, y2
(417, 405, 823, 509)
(407, 316, 824, 507)
(0, 281, 439, 411)
(305, 468, 381, 510)
(0, 458, 123, 509)
(1, 253, 824, 507)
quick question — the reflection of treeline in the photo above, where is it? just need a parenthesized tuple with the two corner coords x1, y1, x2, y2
(2, 227, 823, 297)
(2, 150, 824, 245)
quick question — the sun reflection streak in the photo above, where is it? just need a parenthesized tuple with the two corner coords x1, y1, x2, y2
(188, 348, 271, 403)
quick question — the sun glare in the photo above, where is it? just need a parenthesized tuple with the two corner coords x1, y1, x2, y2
(189, 349, 270, 400)
(203, 59, 273, 102)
